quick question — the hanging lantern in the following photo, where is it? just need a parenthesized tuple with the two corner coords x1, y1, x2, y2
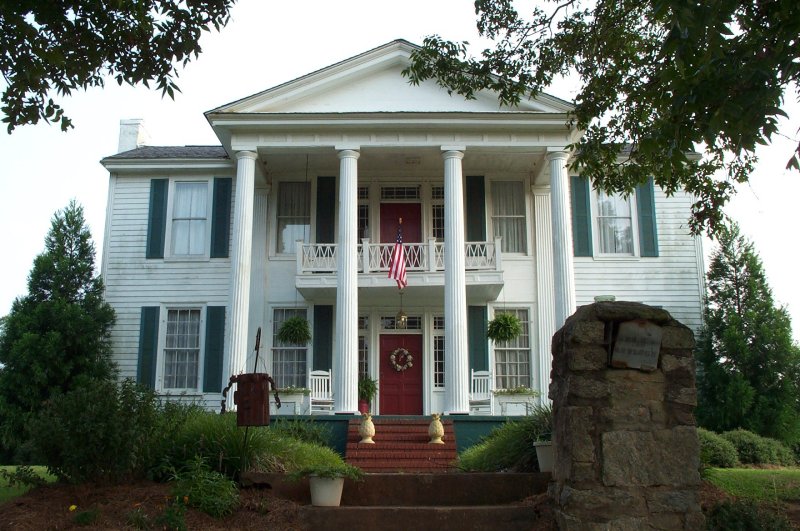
(396, 290, 407, 329)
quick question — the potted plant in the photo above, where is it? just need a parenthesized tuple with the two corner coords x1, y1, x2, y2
(486, 312, 522, 343)
(277, 316, 312, 344)
(492, 386, 541, 416)
(291, 463, 364, 507)
(357, 376, 378, 414)
(534, 432, 554, 473)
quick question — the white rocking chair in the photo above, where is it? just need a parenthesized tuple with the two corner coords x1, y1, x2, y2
(469, 369, 493, 415)
(309, 369, 334, 414)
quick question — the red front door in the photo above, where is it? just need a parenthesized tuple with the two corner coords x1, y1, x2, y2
(379, 334, 423, 415)
(380, 203, 421, 243)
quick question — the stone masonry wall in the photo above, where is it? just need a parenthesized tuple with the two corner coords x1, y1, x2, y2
(550, 301, 704, 530)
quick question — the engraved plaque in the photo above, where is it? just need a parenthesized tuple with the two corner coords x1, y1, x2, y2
(611, 320, 662, 371)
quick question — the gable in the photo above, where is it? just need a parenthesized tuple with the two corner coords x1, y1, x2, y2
(211, 40, 572, 115)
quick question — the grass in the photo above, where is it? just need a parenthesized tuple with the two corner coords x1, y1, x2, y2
(0, 466, 56, 503)
(705, 468, 800, 502)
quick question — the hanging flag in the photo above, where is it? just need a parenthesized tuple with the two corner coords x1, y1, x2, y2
(388, 221, 407, 289)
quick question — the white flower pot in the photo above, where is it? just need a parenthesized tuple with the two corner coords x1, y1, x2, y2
(534, 441, 554, 473)
(309, 476, 345, 507)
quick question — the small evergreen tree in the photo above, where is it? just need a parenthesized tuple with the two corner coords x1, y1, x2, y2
(696, 223, 800, 445)
(0, 201, 116, 452)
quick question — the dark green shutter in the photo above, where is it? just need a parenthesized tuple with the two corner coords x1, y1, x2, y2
(313, 305, 333, 371)
(636, 178, 659, 257)
(203, 306, 226, 393)
(137, 307, 160, 388)
(210, 178, 232, 258)
(570, 176, 593, 257)
(465, 176, 486, 241)
(316, 177, 336, 244)
(146, 179, 168, 258)
(468, 306, 489, 371)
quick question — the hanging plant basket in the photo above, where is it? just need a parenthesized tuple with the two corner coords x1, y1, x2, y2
(487, 312, 522, 343)
(277, 316, 312, 344)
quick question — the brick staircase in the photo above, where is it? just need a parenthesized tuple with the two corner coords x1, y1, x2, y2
(344, 417, 458, 473)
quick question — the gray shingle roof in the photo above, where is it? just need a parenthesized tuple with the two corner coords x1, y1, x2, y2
(105, 146, 229, 160)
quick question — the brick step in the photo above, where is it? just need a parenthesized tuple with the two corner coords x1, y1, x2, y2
(299, 505, 544, 530)
(346, 441, 457, 449)
(240, 472, 550, 506)
(346, 450, 455, 460)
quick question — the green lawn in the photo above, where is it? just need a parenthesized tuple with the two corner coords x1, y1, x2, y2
(0, 466, 55, 504)
(706, 468, 800, 502)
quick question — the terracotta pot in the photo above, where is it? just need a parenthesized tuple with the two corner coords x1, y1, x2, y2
(358, 399, 370, 414)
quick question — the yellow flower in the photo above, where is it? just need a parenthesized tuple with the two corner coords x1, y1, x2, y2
(183, 496, 189, 504)
(69, 505, 77, 512)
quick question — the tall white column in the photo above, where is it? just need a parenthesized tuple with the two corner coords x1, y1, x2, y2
(228, 151, 257, 389)
(534, 186, 556, 402)
(442, 148, 470, 414)
(248, 186, 270, 373)
(334, 148, 360, 414)
(548, 150, 576, 328)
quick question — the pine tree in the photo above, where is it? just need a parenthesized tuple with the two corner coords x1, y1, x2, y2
(696, 223, 800, 444)
(0, 201, 116, 451)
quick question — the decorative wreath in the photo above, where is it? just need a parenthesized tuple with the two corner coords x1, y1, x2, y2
(389, 348, 414, 372)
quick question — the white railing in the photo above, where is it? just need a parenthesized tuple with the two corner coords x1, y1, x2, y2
(297, 237, 502, 275)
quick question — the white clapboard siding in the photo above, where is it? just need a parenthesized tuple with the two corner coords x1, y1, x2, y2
(574, 189, 705, 331)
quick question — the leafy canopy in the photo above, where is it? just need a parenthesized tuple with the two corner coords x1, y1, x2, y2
(0, 201, 116, 450)
(696, 223, 800, 445)
(0, 0, 235, 132)
(404, 0, 800, 235)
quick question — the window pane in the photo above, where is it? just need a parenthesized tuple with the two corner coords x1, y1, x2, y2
(491, 181, 526, 253)
(277, 182, 310, 254)
(163, 309, 201, 389)
(493, 309, 531, 389)
(172, 182, 207, 256)
(272, 308, 308, 388)
(596, 191, 633, 254)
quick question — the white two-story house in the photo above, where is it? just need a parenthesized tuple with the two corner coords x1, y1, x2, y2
(100, 40, 705, 416)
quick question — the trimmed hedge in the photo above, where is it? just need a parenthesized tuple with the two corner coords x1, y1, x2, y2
(721, 429, 796, 466)
(698, 428, 739, 468)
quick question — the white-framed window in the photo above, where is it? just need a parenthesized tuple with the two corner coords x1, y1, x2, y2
(593, 189, 637, 256)
(431, 185, 444, 242)
(160, 307, 204, 391)
(167, 180, 212, 257)
(276, 182, 311, 254)
(272, 308, 309, 388)
(493, 308, 531, 389)
(358, 187, 370, 240)
(433, 316, 445, 388)
(490, 181, 527, 253)
(358, 315, 369, 379)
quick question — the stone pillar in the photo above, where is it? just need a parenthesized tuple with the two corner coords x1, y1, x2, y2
(334, 148, 360, 414)
(548, 150, 576, 328)
(442, 148, 469, 414)
(248, 186, 270, 373)
(550, 301, 704, 530)
(533, 186, 556, 402)
(228, 151, 257, 400)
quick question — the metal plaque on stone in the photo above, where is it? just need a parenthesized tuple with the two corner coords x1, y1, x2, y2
(611, 320, 662, 371)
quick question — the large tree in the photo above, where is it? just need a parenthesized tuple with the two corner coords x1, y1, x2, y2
(404, 0, 800, 235)
(696, 223, 800, 445)
(0, 201, 116, 451)
(0, 0, 235, 132)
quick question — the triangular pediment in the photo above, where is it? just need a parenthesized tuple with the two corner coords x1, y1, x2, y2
(210, 40, 573, 115)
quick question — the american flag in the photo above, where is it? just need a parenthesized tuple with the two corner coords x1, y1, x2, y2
(388, 224, 407, 289)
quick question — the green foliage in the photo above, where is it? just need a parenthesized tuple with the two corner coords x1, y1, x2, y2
(493, 386, 540, 396)
(458, 405, 552, 472)
(276, 316, 312, 344)
(289, 462, 364, 481)
(1, 1, 235, 132)
(705, 500, 792, 531)
(28, 378, 162, 483)
(357, 376, 379, 402)
(486, 312, 523, 343)
(721, 429, 796, 466)
(154, 499, 187, 531)
(698, 428, 740, 468)
(696, 224, 800, 446)
(270, 418, 332, 448)
(0, 201, 117, 453)
(706, 468, 800, 503)
(171, 457, 239, 518)
(0, 465, 54, 503)
(73, 509, 99, 526)
(405, 0, 800, 235)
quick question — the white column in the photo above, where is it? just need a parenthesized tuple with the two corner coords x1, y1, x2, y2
(334, 148, 360, 414)
(442, 148, 470, 414)
(248, 186, 270, 373)
(534, 186, 556, 402)
(548, 150, 576, 328)
(228, 151, 257, 388)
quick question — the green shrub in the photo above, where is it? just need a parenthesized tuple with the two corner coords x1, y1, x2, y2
(721, 429, 796, 466)
(171, 457, 239, 518)
(270, 418, 332, 447)
(705, 500, 792, 530)
(28, 378, 161, 483)
(458, 405, 552, 472)
(698, 428, 740, 468)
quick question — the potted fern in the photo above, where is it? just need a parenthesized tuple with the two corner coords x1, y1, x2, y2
(487, 312, 522, 343)
(357, 376, 378, 414)
(291, 463, 364, 506)
(277, 316, 312, 344)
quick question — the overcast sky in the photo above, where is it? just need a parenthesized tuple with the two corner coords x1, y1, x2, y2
(1, 0, 798, 339)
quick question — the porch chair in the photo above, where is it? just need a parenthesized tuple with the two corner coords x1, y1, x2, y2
(469, 369, 493, 415)
(309, 369, 334, 414)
